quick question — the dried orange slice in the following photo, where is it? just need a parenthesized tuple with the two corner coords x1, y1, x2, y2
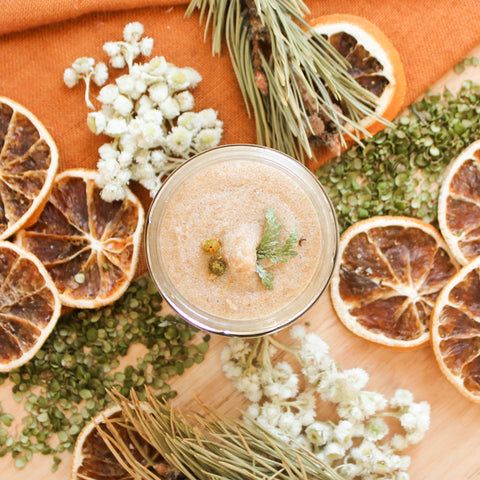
(307, 14, 407, 169)
(16, 169, 144, 309)
(0, 97, 58, 239)
(438, 140, 480, 265)
(0, 241, 61, 372)
(330, 216, 459, 349)
(71, 404, 178, 480)
(431, 256, 480, 403)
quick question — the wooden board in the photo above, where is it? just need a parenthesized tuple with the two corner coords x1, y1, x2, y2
(2, 45, 480, 480)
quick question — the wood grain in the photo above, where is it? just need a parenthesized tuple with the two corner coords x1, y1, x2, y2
(2, 45, 480, 480)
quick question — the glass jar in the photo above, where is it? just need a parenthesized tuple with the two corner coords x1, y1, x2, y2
(145, 144, 339, 336)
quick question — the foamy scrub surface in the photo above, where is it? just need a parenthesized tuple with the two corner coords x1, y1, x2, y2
(158, 159, 322, 320)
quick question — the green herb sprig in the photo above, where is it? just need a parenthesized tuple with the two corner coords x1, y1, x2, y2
(256, 208, 299, 289)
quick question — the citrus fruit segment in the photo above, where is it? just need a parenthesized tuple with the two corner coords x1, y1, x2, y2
(0, 97, 58, 240)
(71, 404, 182, 480)
(431, 255, 480, 403)
(16, 169, 144, 309)
(438, 140, 480, 265)
(0, 241, 61, 372)
(308, 14, 406, 169)
(330, 216, 459, 349)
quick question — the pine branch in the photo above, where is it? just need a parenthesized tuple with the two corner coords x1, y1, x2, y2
(186, 0, 388, 163)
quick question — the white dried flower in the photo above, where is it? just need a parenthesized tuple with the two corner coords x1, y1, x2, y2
(116, 74, 137, 96)
(183, 66, 202, 87)
(150, 150, 167, 169)
(333, 420, 354, 447)
(87, 111, 107, 134)
(110, 54, 127, 69)
(100, 182, 129, 202)
(323, 441, 346, 463)
(131, 161, 155, 183)
(175, 90, 195, 111)
(337, 463, 362, 480)
(305, 421, 333, 447)
(364, 418, 389, 441)
(390, 434, 410, 451)
(167, 67, 191, 91)
(98, 84, 119, 105)
(218, 328, 430, 480)
(105, 118, 128, 136)
(146, 56, 168, 75)
(290, 325, 306, 340)
(142, 108, 163, 125)
(72, 56, 95, 74)
(93, 62, 109, 86)
(160, 96, 180, 119)
(235, 372, 262, 403)
(177, 111, 201, 132)
(193, 127, 223, 151)
(278, 411, 302, 438)
(149, 83, 169, 104)
(103, 41, 121, 57)
(117, 150, 133, 168)
(166, 126, 192, 155)
(67, 22, 222, 201)
(123, 22, 144, 43)
(139, 37, 154, 56)
(98, 143, 119, 162)
(197, 108, 219, 128)
(391, 389, 414, 408)
(135, 94, 154, 116)
(258, 402, 283, 426)
(63, 68, 79, 88)
(140, 122, 164, 148)
(113, 94, 134, 116)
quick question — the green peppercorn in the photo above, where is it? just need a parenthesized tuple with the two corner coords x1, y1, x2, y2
(209, 256, 227, 276)
(202, 237, 222, 255)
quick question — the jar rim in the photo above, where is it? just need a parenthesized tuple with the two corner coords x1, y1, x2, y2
(145, 144, 339, 336)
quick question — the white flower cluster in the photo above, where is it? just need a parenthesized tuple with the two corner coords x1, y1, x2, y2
(64, 22, 223, 201)
(222, 326, 431, 480)
(64, 57, 109, 109)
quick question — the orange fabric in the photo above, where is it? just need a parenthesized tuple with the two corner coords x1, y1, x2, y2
(1, 0, 479, 276)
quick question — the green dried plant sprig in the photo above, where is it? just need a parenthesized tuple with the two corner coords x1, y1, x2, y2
(186, 0, 387, 164)
(99, 387, 346, 480)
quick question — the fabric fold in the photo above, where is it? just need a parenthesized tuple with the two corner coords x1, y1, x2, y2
(1, 0, 188, 36)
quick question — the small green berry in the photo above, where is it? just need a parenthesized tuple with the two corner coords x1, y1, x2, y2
(208, 257, 227, 276)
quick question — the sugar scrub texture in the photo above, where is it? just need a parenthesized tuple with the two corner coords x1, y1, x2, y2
(159, 160, 321, 319)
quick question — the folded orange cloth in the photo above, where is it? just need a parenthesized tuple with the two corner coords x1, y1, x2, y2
(1, 0, 479, 276)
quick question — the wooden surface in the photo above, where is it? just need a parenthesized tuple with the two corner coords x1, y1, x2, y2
(2, 46, 480, 480)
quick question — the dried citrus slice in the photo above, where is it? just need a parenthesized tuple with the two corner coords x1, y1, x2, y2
(0, 241, 61, 372)
(0, 97, 58, 239)
(330, 216, 459, 349)
(16, 169, 144, 309)
(71, 404, 178, 480)
(438, 140, 480, 265)
(431, 256, 480, 403)
(307, 14, 407, 169)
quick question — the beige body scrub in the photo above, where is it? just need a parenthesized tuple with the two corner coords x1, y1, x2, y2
(145, 145, 338, 336)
